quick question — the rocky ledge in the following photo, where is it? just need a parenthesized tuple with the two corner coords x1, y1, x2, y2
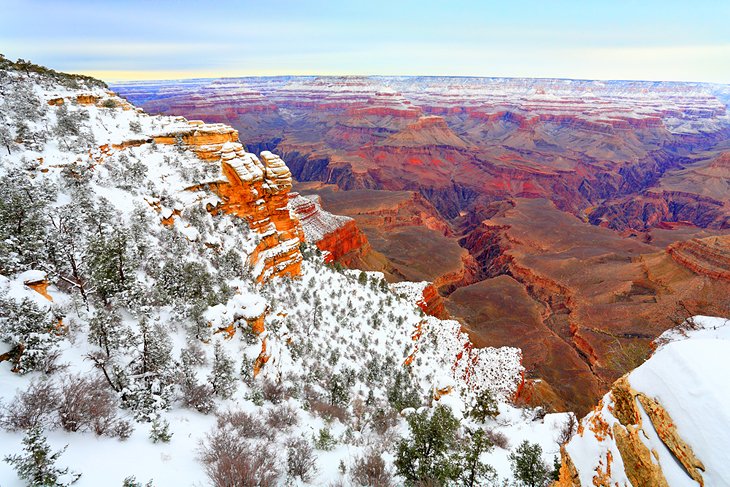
(557, 316, 730, 486)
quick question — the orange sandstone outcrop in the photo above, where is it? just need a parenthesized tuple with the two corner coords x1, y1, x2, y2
(155, 120, 304, 283)
(559, 367, 709, 486)
(418, 283, 448, 319)
(214, 145, 303, 282)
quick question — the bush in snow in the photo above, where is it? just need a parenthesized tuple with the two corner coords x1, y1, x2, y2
(484, 428, 510, 450)
(386, 369, 422, 412)
(198, 427, 279, 487)
(149, 417, 172, 443)
(469, 388, 500, 423)
(313, 426, 337, 451)
(209, 341, 236, 399)
(0, 295, 63, 375)
(350, 449, 394, 487)
(0, 378, 59, 431)
(458, 428, 498, 487)
(286, 436, 318, 482)
(57, 374, 130, 437)
(266, 403, 299, 430)
(216, 410, 268, 439)
(508, 440, 551, 487)
(261, 378, 287, 404)
(178, 360, 215, 415)
(3, 426, 81, 486)
(0, 167, 53, 274)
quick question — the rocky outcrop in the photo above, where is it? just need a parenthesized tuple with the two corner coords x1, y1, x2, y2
(154, 120, 304, 283)
(589, 190, 730, 231)
(289, 192, 371, 265)
(154, 120, 240, 161)
(558, 316, 730, 486)
(419, 283, 448, 319)
(667, 235, 730, 281)
(214, 145, 304, 282)
(380, 116, 468, 148)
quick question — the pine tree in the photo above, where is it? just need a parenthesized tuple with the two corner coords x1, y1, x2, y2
(149, 416, 173, 443)
(0, 295, 61, 374)
(3, 426, 81, 486)
(509, 440, 551, 487)
(459, 428, 498, 487)
(0, 122, 15, 154)
(209, 341, 236, 399)
(87, 225, 132, 303)
(47, 203, 92, 307)
(0, 167, 52, 273)
(138, 319, 173, 377)
(88, 308, 126, 356)
(469, 388, 500, 422)
(54, 103, 81, 138)
(394, 405, 462, 486)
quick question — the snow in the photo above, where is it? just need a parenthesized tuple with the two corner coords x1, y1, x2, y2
(566, 316, 730, 486)
(17, 270, 47, 284)
(629, 339, 730, 486)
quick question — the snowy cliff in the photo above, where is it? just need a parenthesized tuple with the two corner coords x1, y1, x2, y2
(557, 316, 730, 486)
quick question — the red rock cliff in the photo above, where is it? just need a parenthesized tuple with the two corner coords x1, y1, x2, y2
(156, 120, 304, 283)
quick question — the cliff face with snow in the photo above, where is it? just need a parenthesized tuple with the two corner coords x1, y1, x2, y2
(0, 57, 574, 486)
(557, 316, 730, 486)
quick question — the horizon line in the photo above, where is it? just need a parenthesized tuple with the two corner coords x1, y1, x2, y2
(97, 72, 730, 87)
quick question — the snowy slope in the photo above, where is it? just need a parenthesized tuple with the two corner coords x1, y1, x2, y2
(0, 57, 569, 486)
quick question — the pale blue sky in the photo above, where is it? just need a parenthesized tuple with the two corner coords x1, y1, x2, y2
(1, 0, 729, 82)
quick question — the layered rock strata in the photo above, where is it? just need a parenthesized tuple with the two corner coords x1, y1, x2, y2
(155, 121, 303, 283)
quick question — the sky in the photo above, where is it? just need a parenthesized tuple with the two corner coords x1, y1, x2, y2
(1, 0, 730, 83)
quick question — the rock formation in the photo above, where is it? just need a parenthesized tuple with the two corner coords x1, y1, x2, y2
(667, 235, 730, 281)
(557, 316, 730, 486)
(155, 121, 304, 283)
(289, 192, 371, 265)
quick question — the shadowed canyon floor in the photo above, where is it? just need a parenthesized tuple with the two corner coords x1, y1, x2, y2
(113, 77, 730, 413)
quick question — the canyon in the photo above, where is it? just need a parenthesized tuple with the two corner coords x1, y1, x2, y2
(113, 76, 730, 413)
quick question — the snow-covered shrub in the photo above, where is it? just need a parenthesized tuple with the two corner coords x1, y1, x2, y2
(394, 405, 462, 486)
(261, 378, 287, 404)
(313, 427, 336, 451)
(485, 428, 510, 450)
(208, 341, 236, 399)
(286, 436, 318, 482)
(0, 378, 59, 431)
(508, 441, 552, 487)
(0, 295, 63, 374)
(386, 369, 422, 412)
(0, 167, 53, 274)
(57, 374, 129, 437)
(265, 403, 299, 430)
(215, 410, 268, 439)
(198, 427, 279, 487)
(469, 388, 500, 423)
(350, 449, 394, 487)
(149, 417, 172, 443)
(459, 428, 498, 487)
